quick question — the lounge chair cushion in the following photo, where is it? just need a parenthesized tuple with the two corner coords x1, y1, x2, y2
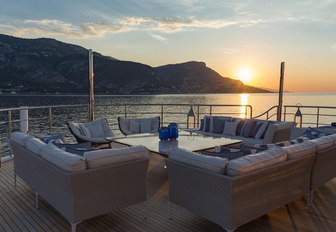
(84, 146, 149, 169)
(130, 120, 140, 133)
(282, 141, 316, 160)
(26, 137, 47, 154)
(140, 119, 152, 133)
(11, 132, 31, 146)
(169, 148, 228, 174)
(40, 144, 87, 172)
(226, 146, 287, 176)
(310, 136, 335, 153)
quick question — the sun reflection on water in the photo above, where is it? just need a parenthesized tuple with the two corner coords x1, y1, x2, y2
(240, 94, 249, 118)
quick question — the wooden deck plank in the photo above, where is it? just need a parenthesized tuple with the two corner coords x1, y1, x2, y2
(1, 154, 336, 232)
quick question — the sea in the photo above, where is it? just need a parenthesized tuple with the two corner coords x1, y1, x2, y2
(0, 92, 335, 157)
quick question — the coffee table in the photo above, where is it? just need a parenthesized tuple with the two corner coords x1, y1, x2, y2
(112, 131, 242, 157)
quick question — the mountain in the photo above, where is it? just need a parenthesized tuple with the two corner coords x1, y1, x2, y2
(0, 34, 268, 94)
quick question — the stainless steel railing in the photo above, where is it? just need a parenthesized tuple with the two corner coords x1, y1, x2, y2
(0, 103, 253, 159)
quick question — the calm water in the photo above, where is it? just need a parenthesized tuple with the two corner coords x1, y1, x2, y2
(0, 92, 335, 157)
(0, 92, 335, 115)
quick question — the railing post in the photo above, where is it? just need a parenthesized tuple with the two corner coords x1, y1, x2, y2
(48, 107, 52, 132)
(124, 105, 127, 118)
(197, 105, 200, 127)
(161, 105, 164, 127)
(316, 108, 320, 127)
(245, 106, 248, 119)
(284, 106, 287, 122)
(8, 110, 12, 136)
(20, 107, 29, 133)
(209, 106, 212, 116)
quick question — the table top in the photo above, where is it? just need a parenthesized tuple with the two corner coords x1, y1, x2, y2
(112, 131, 241, 156)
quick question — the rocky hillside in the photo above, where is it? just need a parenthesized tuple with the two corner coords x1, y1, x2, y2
(0, 34, 268, 94)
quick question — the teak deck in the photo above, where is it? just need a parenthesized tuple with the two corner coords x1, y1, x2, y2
(0, 151, 336, 232)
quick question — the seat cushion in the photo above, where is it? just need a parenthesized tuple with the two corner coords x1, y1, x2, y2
(40, 144, 87, 172)
(226, 146, 287, 176)
(169, 148, 228, 174)
(84, 146, 149, 169)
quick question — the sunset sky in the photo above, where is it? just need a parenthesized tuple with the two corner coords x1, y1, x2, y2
(0, 0, 335, 92)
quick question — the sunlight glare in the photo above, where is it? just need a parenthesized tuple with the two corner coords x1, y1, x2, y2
(240, 94, 249, 118)
(236, 68, 253, 84)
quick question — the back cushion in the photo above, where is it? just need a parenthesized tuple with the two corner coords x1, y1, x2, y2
(282, 141, 316, 160)
(87, 122, 104, 138)
(169, 148, 228, 174)
(151, 117, 160, 132)
(203, 116, 211, 132)
(241, 120, 257, 137)
(213, 117, 226, 133)
(40, 144, 87, 172)
(263, 122, 295, 144)
(10, 132, 31, 146)
(226, 146, 287, 176)
(310, 135, 334, 153)
(235, 119, 245, 135)
(84, 146, 149, 169)
(140, 119, 152, 133)
(26, 138, 47, 154)
(130, 120, 140, 133)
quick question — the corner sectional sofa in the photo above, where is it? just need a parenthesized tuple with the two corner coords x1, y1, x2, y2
(165, 133, 336, 232)
(9, 132, 149, 232)
(195, 116, 296, 145)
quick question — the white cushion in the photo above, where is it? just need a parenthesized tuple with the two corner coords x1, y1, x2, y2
(223, 121, 238, 136)
(130, 120, 140, 133)
(254, 122, 269, 139)
(168, 148, 228, 174)
(282, 141, 316, 160)
(26, 138, 47, 154)
(310, 136, 334, 153)
(140, 119, 152, 133)
(79, 124, 91, 137)
(10, 132, 31, 146)
(84, 146, 149, 169)
(87, 123, 104, 138)
(40, 144, 87, 172)
(226, 146, 287, 176)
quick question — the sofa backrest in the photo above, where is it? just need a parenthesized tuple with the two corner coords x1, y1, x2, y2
(10, 131, 31, 146)
(118, 116, 160, 135)
(84, 145, 149, 169)
(168, 148, 228, 174)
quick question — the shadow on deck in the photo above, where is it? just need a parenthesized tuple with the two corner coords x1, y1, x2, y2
(0, 153, 335, 232)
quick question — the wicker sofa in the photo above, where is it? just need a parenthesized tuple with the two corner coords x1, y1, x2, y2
(166, 133, 336, 231)
(9, 132, 149, 232)
(195, 116, 296, 145)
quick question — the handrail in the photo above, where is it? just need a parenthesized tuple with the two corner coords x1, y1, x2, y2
(253, 106, 278, 120)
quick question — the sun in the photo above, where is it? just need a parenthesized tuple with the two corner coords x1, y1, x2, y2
(236, 68, 253, 84)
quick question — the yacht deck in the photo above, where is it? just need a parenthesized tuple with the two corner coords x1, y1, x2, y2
(0, 152, 336, 232)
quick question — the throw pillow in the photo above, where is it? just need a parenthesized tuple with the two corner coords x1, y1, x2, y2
(235, 119, 245, 135)
(140, 119, 152, 133)
(223, 121, 238, 136)
(213, 118, 226, 133)
(252, 121, 270, 139)
(130, 120, 140, 133)
(241, 120, 257, 137)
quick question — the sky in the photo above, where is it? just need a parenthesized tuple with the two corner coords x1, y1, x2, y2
(0, 0, 336, 92)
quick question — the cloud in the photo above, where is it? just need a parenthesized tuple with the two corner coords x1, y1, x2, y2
(331, 44, 336, 51)
(0, 17, 238, 39)
(149, 33, 167, 41)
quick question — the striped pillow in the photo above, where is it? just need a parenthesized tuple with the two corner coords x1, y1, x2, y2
(241, 120, 257, 137)
(252, 121, 270, 139)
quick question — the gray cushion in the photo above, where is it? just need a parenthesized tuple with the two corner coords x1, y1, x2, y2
(226, 146, 287, 176)
(213, 118, 226, 133)
(10, 132, 31, 146)
(235, 119, 245, 135)
(25, 137, 47, 154)
(204, 116, 211, 132)
(241, 120, 257, 138)
(252, 121, 269, 139)
(40, 144, 87, 172)
(169, 148, 228, 174)
(84, 146, 149, 169)
(310, 136, 334, 153)
(223, 121, 238, 136)
(130, 120, 140, 133)
(282, 141, 316, 160)
(87, 122, 104, 138)
(263, 122, 296, 144)
(140, 119, 152, 133)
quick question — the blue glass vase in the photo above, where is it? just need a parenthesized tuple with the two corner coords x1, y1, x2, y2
(168, 123, 179, 139)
